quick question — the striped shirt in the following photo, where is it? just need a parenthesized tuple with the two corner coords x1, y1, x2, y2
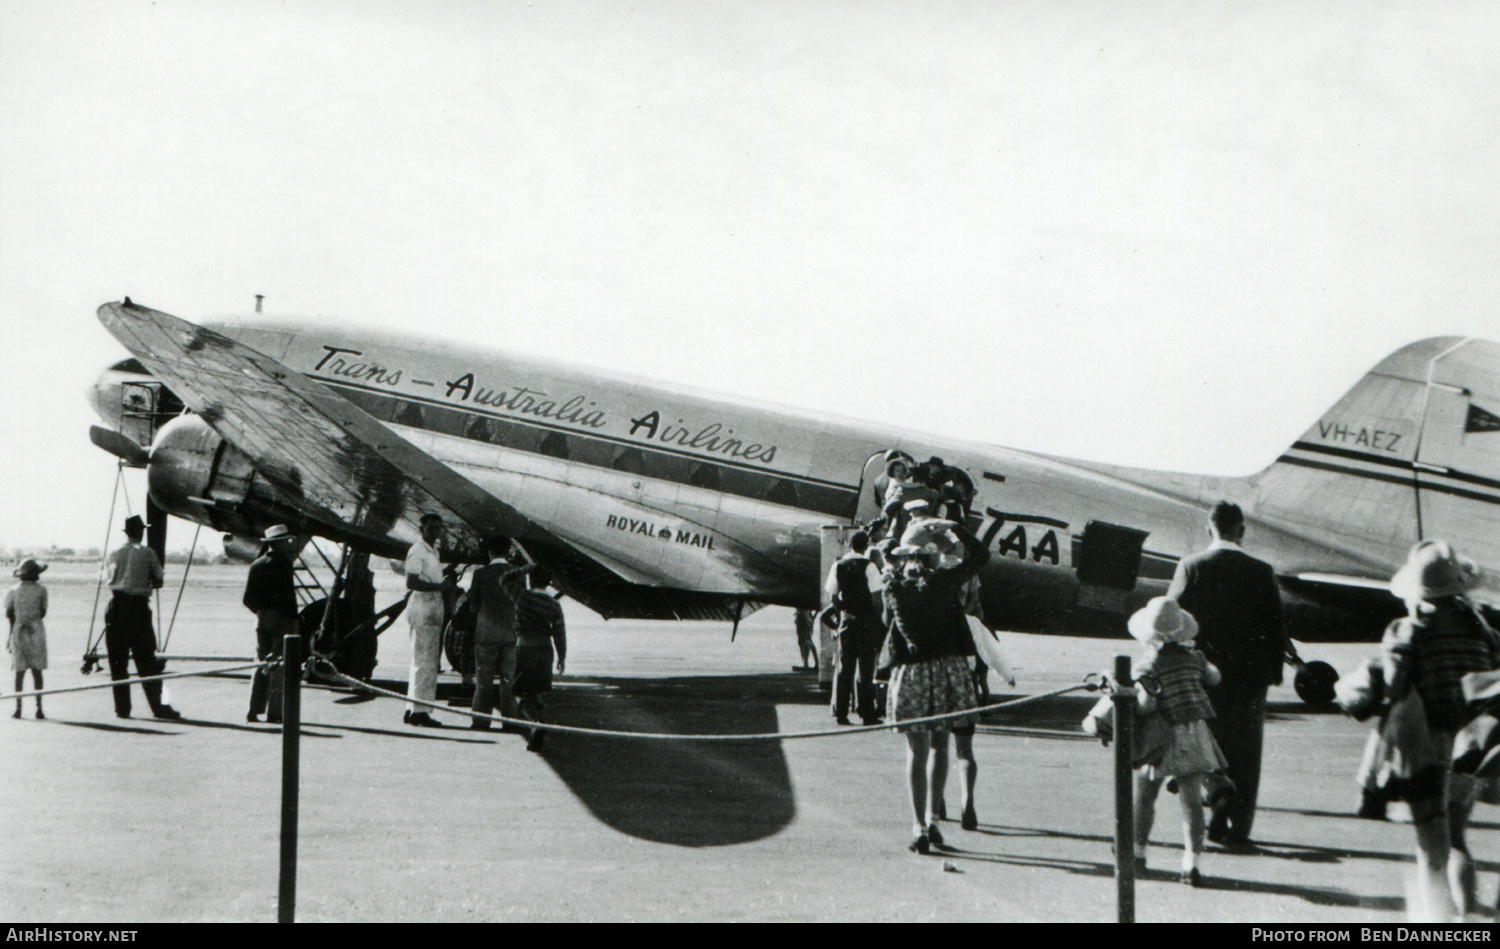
(516, 590, 566, 658)
(1134, 643, 1221, 725)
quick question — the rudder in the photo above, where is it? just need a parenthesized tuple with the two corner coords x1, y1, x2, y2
(1253, 337, 1500, 578)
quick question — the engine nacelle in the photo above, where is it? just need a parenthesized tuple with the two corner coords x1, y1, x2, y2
(147, 414, 292, 543)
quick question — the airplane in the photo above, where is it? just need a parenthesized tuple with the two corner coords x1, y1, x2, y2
(86, 299, 1500, 694)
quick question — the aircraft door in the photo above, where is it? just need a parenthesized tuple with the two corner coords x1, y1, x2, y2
(1414, 341, 1500, 555)
(817, 526, 857, 689)
(1073, 520, 1149, 614)
(854, 450, 914, 526)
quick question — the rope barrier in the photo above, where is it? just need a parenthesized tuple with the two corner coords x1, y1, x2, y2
(0, 662, 269, 701)
(310, 657, 1096, 741)
(2, 650, 1096, 743)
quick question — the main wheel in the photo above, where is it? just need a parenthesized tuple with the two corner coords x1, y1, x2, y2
(1293, 660, 1339, 705)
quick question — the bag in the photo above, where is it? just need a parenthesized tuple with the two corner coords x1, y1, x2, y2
(966, 615, 1014, 687)
(817, 603, 840, 632)
(876, 622, 909, 676)
(1081, 694, 1172, 769)
(1334, 658, 1385, 722)
(1368, 690, 1445, 800)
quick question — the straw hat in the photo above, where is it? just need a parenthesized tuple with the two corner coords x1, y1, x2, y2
(1127, 597, 1199, 645)
(262, 524, 293, 542)
(1389, 540, 1479, 601)
(890, 543, 938, 559)
(13, 558, 46, 580)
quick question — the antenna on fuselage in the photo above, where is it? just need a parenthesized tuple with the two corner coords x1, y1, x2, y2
(255, 294, 264, 313)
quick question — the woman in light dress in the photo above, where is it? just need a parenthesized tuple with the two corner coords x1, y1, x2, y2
(7, 559, 49, 720)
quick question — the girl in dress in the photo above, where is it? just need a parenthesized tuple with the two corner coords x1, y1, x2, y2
(1128, 596, 1227, 886)
(6, 559, 49, 720)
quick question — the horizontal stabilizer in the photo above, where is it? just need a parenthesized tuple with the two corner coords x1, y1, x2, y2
(1290, 573, 1393, 591)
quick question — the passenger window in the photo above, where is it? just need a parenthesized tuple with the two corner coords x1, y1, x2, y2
(539, 431, 570, 460)
(394, 401, 424, 428)
(688, 464, 720, 490)
(611, 447, 646, 475)
(764, 479, 799, 506)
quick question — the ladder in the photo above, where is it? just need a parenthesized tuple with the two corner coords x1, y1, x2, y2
(292, 539, 343, 609)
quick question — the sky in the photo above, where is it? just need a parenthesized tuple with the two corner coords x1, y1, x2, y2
(1, 0, 1497, 552)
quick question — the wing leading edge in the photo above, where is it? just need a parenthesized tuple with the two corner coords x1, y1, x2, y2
(97, 299, 554, 559)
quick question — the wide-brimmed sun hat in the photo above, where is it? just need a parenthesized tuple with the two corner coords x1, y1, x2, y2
(262, 524, 293, 542)
(13, 559, 46, 579)
(890, 543, 939, 559)
(1128, 596, 1199, 645)
(1389, 540, 1480, 601)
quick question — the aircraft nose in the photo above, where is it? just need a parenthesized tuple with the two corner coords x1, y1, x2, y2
(87, 366, 123, 430)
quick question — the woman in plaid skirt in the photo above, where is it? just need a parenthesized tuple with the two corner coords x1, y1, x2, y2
(882, 521, 990, 854)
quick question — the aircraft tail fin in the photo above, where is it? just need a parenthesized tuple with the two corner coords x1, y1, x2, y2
(1253, 337, 1500, 582)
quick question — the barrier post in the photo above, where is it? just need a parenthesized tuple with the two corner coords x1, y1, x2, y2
(278, 633, 303, 923)
(1111, 654, 1135, 923)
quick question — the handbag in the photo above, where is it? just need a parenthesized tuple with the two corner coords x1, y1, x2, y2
(1081, 693, 1172, 769)
(876, 621, 908, 676)
(1334, 658, 1385, 722)
(1368, 690, 1444, 801)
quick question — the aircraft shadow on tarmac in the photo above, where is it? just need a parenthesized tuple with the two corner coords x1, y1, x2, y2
(48, 717, 344, 739)
(531, 672, 817, 847)
(952, 823, 1411, 910)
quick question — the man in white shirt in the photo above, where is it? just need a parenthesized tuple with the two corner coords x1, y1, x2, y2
(403, 513, 447, 727)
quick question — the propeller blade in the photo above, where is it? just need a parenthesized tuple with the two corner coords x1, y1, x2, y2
(88, 425, 150, 467)
(146, 496, 167, 564)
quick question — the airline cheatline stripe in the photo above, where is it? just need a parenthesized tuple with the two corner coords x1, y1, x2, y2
(1290, 441, 1500, 492)
(1279, 445, 1500, 507)
(317, 378, 863, 519)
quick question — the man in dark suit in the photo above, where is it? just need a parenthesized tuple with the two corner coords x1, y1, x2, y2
(1167, 500, 1288, 847)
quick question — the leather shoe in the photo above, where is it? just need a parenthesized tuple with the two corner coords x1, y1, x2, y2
(526, 730, 547, 752)
(408, 712, 442, 728)
(961, 804, 978, 831)
(835, 716, 851, 726)
(403, 710, 412, 725)
(153, 706, 183, 721)
(861, 716, 884, 726)
(34, 709, 43, 720)
(247, 713, 261, 723)
(909, 833, 930, 855)
(470, 719, 492, 730)
(1181, 867, 1202, 887)
(926, 823, 944, 847)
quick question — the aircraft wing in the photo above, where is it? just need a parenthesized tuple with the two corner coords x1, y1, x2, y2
(97, 299, 552, 558)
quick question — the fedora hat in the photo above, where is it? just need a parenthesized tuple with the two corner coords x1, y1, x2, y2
(123, 514, 146, 535)
(262, 524, 293, 542)
(13, 558, 46, 579)
(1389, 540, 1479, 601)
(1128, 596, 1199, 645)
(419, 512, 444, 525)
